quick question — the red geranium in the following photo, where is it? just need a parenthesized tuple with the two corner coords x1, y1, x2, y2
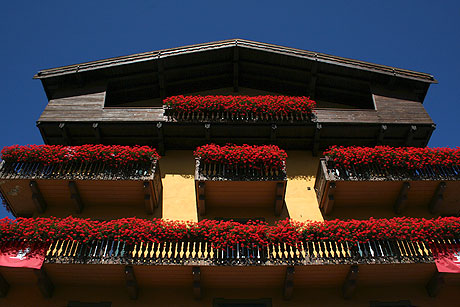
(164, 95, 316, 120)
(1, 145, 160, 166)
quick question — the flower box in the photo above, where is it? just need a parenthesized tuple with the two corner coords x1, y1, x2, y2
(0, 145, 162, 218)
(193, 144, 288, 216)
(314, 146, 460, 216)
(164, 95, 316, 122)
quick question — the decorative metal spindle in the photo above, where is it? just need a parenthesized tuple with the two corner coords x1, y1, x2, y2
(356, 242, 363, 258)
(120, 242, 126, 258)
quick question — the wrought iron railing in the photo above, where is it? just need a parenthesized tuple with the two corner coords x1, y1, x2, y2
(39, 238, 452, 266)
(321, 158, 460, 181)
(0, 160, 158, 181)
(195, 159, 287, 181)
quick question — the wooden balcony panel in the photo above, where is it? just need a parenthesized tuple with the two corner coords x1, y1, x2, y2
(194, 160, 287, 216)
(0, 161, 162, 218)
(315, 159, 460, 217)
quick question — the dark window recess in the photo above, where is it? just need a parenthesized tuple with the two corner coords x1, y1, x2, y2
(369, 300, 413, 307)
(68, 301, 112, 307)
(104, 76, 162, 108)
(215, 218, 266, 224)
(213, 298, 272, 307)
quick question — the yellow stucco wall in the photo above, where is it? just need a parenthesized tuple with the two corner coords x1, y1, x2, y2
(159, 150, 323, 223)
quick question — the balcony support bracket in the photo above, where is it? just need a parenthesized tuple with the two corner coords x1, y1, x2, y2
(68, 181, 84, 213)
(283, 266, 295, 300)
(29, 180, 47, 213)
(0, 272, 9, 297)
(322, 182, 336, 215)
(342, 264, 359, 299)
(192, 266, 202, 299)
(197, 182, 206, 216)
(405, 125, 417, 146)
(429, 182, 446, 214)
(426, 271, 445, 297)
(156, 122, 165, 156)
(394, 182, 410, 214)
(34, 268, 54, 298)
(275, 182, 285, 216)
(312, 123, 322, 156)
(125, 265, 138, 300)
(377, 124, 387, 145)
(144, 182, 155, 214)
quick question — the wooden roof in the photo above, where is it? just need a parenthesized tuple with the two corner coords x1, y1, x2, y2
(34, 39, 436, 83)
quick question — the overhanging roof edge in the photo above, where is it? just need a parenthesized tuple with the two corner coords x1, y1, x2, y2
(33, 39, 437, 84)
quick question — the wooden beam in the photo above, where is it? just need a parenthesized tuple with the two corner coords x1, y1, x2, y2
(424, 124, 436, 147)
(92, 123, 102, 144)
(342, 265, 359, 299)
(393, 182, 410, 214)
(125, 265, 138, 300)
(312, 123, 322, 156)
(59, 123, 71, 145)
(233, 44, 239, 92)
(377, 124, 387, 145)
(34, 268, 54, 298)
(270, 124, 277, 143)
(29, 181, 47, 213)
(405, 125, 417, 146)
(144, 182, 154, 214)
(68, 181, 84, 213)
(36, 121, 50, 145)
(0, 272, 9, 297)
(204, 123, 211, 141)
(426, 271, 445, 297)
(429, 182, 446, 214)
(197, 182, 206, 216)
(274, 182, 285, 216)
(156, 122, 165, 156)
(308, 58, 318, 98)
(157, 56, 166, 99)
(322, 182, 336, 215)
(283, 266, 295, 300)
(192, 266, 201, 299)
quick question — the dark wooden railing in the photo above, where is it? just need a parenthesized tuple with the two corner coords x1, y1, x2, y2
(38, 238, 456, 266)
(165, 109, 313, 123)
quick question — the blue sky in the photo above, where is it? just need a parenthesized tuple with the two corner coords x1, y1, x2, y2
(0, 1, 459, 218)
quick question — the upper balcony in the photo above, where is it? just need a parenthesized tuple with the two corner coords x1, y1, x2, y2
(34, 39, 436, 152)
(0, 216, 458, 301)
(0, 145, 162, 218)
(314, 146, 460, 219)
(193, 144, 287, 217)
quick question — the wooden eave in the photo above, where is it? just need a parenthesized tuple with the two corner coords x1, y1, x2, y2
(33, 39, 436, 84)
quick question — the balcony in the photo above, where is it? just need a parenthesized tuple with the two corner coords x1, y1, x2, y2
(193, 144, 287, 216)
(0, 145, 162, 218)
(314, 147, 460, 218)
(0, 217, 459, 300)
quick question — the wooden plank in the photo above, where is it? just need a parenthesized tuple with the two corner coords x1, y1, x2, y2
(125, 265, 138, 300)
(197, 182, 206, 216)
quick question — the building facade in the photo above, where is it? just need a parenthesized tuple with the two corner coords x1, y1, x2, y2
(0, 39, 459, 306)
